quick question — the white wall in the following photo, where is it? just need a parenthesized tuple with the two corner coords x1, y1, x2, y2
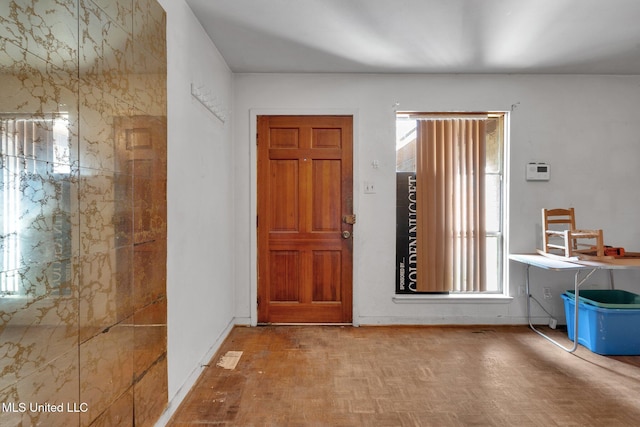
(158, 0, 235, 422)
(155, 3, 640, 419)
(233, 73, 640, 326)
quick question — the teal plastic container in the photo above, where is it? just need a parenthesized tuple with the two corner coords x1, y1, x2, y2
(562, 290, 640, 355)
(564, 289, 640, 309)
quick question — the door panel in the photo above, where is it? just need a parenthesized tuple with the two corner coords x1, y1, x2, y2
(312, 160, 341, 231)
(269, 251, 300, 301)
(270, 160, 299, 231)
(312, 251, 341, 301)
(258, 115, 353, 323)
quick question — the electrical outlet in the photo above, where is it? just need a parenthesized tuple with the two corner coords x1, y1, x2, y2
(543, 287, 552, 299)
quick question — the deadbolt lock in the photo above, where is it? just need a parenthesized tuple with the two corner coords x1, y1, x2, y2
(342, 214, 356, 225)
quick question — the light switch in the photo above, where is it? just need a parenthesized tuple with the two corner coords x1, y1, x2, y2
(364, 181, 376, 194)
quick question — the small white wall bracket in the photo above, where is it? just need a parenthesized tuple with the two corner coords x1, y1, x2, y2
(191, 83, 228, 123)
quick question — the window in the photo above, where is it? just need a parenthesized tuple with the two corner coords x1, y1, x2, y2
(395, 112, 506, 293)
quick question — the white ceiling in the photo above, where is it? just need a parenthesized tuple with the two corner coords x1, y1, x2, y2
(184, 0, 640, 75)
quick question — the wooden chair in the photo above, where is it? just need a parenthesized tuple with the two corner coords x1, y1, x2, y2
(541, 208, 604, 258)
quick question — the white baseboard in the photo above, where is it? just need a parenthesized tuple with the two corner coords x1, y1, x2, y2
(356, 315, 549, 325)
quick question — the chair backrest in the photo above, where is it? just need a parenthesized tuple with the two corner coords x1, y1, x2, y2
(542, 208, 576, 232)
(541, 207, 604, 257)
(542, 208, 576, 253)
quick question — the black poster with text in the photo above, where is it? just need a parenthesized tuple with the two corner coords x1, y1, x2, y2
(396, 172, 417, 293)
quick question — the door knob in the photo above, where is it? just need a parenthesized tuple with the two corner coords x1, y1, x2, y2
(342, 230, 351, 239)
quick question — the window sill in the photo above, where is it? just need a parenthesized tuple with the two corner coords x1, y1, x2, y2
(392, 294, 513, 304)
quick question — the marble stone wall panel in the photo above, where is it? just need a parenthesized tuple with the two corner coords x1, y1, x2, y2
(0, 345, 80, 427)
(133, 297, 165, 377)
(78, 247, 133, 343)
(78, 86, 132, 173)
(0, 262, 78, 389)
(0, 0, 78, 73)
(132, 0, 166, 116)
(79, 0, 134, 106)
(133, 355, 167, 427)
(0, 40, 78, 112)
(113, 172, 135, 249)
(79, 320, 133, 426)
(0, 257, 77, 312)
(0, 157, 78, 273)
(78, 169, 132, 254)
(0, 0, 167, 424)
(132, 239, 166, 311)
(0, 43, 78, 167)
(133, 0, 165, 64)
(128, 70, 167, 119)
(89, 0, 133, 34)
(114, 115, 167, 178)
(113, 114, 167, 244)
(133, 172, 167, 243)
(0, 114, 78, 170)
(86, 387, 134, 427)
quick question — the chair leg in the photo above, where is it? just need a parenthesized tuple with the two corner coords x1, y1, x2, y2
(596, 230, 604, 257)
(563, 230, 572, 257)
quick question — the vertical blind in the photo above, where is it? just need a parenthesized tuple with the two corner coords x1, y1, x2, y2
(415, 118, 486, 292)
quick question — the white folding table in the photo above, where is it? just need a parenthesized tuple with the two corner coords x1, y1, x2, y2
(509, 254, 640, 352)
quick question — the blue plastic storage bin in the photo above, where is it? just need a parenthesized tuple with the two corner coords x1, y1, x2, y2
(562, 291, 640, 355)
(564, 289, 640, 308)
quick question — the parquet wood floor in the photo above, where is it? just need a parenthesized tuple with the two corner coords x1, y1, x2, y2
(167, 325, 640, 426)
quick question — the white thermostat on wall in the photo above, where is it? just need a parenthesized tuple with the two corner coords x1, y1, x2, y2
(526, 162, 550, 181)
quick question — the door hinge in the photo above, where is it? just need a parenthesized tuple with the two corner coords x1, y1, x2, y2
(256, 215, 259, 227)
(257, 296, 260, 306)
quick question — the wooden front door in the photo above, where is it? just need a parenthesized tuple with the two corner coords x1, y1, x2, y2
(257, 115, 353, 323)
